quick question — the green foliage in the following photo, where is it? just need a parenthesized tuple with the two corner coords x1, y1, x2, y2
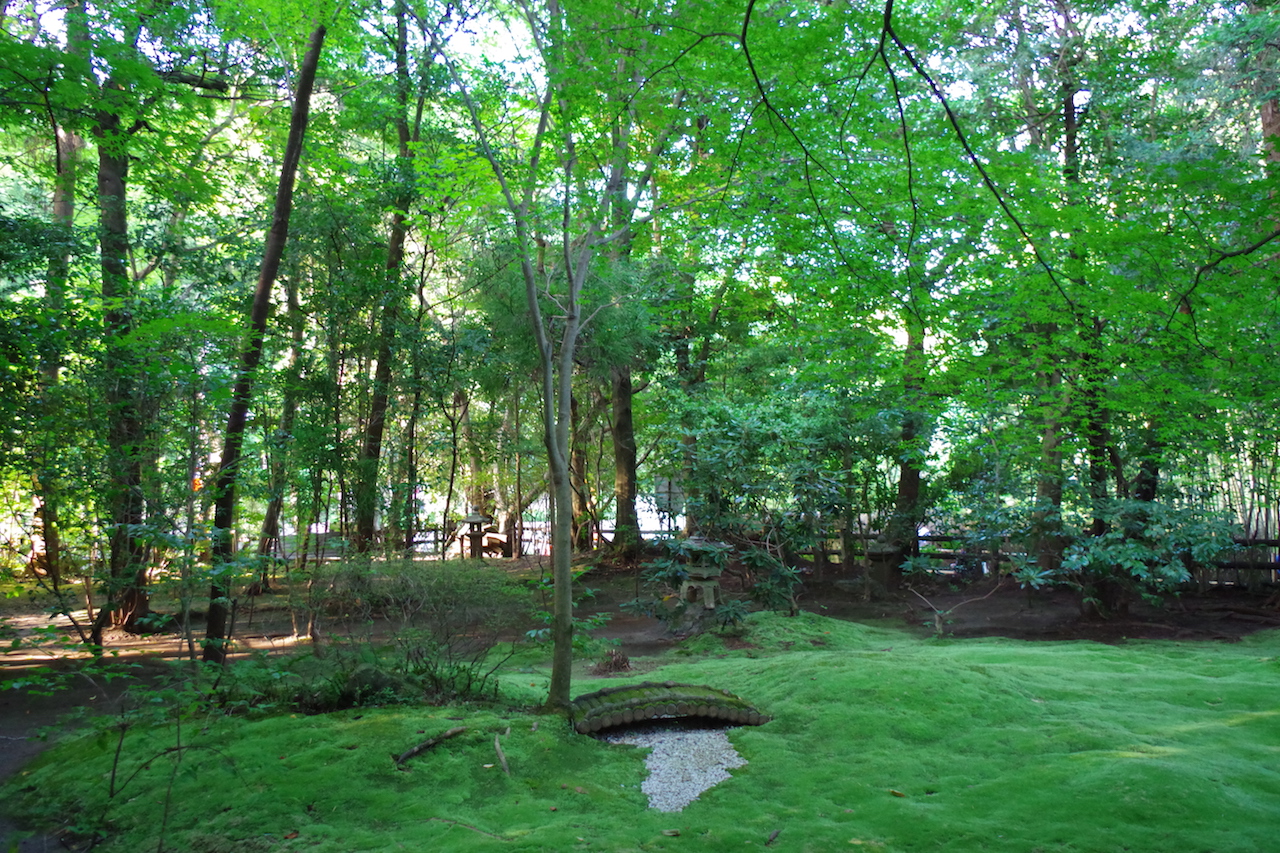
(669, 393, 897, 554)
(643, 536, 729, 585)
(0, 212, 81, 291)
(739, 547, 801, 615)
(526, 573, 615, 657)
(713, 598, 750, 630)
(1060, 501, 1240, 612)
(320, 560, 532, 702)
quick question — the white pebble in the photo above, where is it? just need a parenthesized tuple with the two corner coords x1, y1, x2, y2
(601, 724, 747, 812)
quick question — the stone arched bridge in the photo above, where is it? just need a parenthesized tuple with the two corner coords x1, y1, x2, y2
(570, 681, 771, 734)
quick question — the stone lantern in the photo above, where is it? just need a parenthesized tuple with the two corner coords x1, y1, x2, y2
(461, 509, 489, 559)
(681, 537, 728, 609)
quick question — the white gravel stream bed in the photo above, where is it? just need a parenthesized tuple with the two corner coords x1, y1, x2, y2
(599, 723, 747, 812)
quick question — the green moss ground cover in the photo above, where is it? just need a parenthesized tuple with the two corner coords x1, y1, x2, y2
(7, 614, 1279, 852)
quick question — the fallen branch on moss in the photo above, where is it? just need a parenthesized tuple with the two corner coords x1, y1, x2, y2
(493, 733, 510, 776)
(426, 817, 507, 840)
(392, 726, 467, 768)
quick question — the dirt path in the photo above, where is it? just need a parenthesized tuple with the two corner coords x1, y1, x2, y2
(0, 656, 181, 851)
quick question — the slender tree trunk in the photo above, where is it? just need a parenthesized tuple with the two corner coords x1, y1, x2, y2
(93, 95, 152, 642)
(1032, 39, 1084, 576)
(463, 393, 485, 512)
(352, 240, 404, 553)
(489, 388, 520, 557)
(354, 3, 417, 552)
(256, 270, 305, 581)
(204, 25, 326, 663)
(33, 0, 92, 594)
(543, 267, 582, 711)
(32, 122, 84, 587)
(1131, 425, 1162, 505)
(402, 381, 423, 553)
(610, 365, 641, 558)
(570, 393, 591, 550)
(513, 391, 524, 557)
(1080, 322, 1111, 537)
(1033, 365, 1066, 573)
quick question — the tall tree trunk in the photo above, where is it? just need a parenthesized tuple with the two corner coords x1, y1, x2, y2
(32, 0, 93, 593)
(611, 365, 641, 558)
(570, 393, 591, 551)
(256, 270, 305, 581)
(32, 122, 84, 587)
(877, 310, 927, 590)
(393, 297, 430, 555)
(1254, 0, 1280, 173)
(512, 390, 525, 557)
(93, 96, 151, 643)
(440, 389, 467, 535)
(353, 0, 417, 554)
(401, 373, 424, 553)
(1080, 322, 1110, 538)
(352, 249, 403, 553)
(541, 262, 582, 712)
(1033, 365, 1066, 573)
(204, 25, 326, 663)
(1031, 28, 1084, 576)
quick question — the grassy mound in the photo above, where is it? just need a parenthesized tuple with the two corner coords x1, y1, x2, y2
(6, 614, 1279, 852)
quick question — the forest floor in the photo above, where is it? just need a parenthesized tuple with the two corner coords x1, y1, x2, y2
(2, 560, 1279, 850)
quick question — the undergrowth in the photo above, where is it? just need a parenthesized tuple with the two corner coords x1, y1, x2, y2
(5, 614, 1279, 852)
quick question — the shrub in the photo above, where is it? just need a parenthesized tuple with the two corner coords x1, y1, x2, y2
(375, 560, 531, 700)
(740, 547, 801, 615)
(1061, 501, 1238, 618)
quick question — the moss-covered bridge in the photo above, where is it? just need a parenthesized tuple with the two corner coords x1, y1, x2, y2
(570, 681, 771, 734)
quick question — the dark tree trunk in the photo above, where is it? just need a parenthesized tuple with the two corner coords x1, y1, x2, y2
(93, 97, 151, 643)
(878, 312, 927, 590)
(1033, 365, 1066, 574)
(353, 1, 416, 554)
(570, 394, 591, 550)
(1131, 425, 1162, 505)
(610, 365, 641, 558)
(1031, 63, 1087, 576)
(352, 237, 403, 553)
(1080, 324, 1111, 538)
(401, 381, 423, 554)
(256, 272, 304, 579)
(205, 25, 326, 663)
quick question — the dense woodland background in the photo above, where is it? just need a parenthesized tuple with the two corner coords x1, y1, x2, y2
(1, 0, 1278, 674)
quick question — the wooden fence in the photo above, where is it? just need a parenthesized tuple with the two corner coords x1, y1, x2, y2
(815, 533, 1279, 587)
(267, 526, 1277, 587)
